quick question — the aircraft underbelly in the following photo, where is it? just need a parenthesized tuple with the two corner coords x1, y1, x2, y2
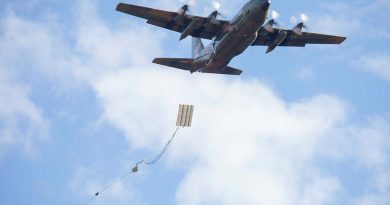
(215, 21, 259, 61)
(200, 8, 267, 74)
(201, 24, 259, 73)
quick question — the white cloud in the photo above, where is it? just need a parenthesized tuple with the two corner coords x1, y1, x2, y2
(74, 0, 166, 83)
(95, 68, 349, 205)
(358, 54, 390, 82)
(299, 177, 342, 205)
(0, 0, 166, 202)
(320, 117, 390, 205)
(0, 10, 83, 90)
(87, 2, 390, 203)
(0, 9, 58, 159)
(352, 118, 390, 205)
(1, 0, 389, 204)
(311, 14, 359, 37)
(0, 69, 48, 158)
(294, 67, 315, 79)
(312, 1, 390, 38)
(92, 66, 390, 204)
(309, 1, 390, 82)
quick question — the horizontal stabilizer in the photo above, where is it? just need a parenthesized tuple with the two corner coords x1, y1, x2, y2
(201, 66, 243, 75)
(153, 58, 242, 75)
(153, 58, 194, 71)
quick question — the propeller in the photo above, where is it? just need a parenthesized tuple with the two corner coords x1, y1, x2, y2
(177, 0, 196, 15)
(300, 13, 309, 23)
(264, 10, 280, 32)
(271, 10, 280, 21)
(290, 13, 310, 35)
(177, 5, 189, 15)
(175, 0, 196, 21)
(209, 1, 236, 32)
(290, 13, 309, 27)
(212, 0, 228, 18)
(211, 0, 221, 11)
(206, 0, 227, 24)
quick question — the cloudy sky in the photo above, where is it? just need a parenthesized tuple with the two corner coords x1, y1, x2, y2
(1, 0, 389, 205)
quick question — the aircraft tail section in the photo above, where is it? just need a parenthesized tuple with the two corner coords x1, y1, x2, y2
(201, 66, 243, 75)
(153, 58, 242, 75)
(192, 37, 205, 58)
(153, 58, 194, 71)
(221, 66, 243, 75)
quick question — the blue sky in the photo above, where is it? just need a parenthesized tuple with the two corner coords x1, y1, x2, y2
(0, 0, 389, 205)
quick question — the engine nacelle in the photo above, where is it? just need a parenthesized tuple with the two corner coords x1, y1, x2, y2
(180, 17, 203, 41)
(263, 19, 276, 33)
(177, 5, 189, 15)
(292, 22, 304, 36)
(207, 11, 220, 24)
(266, 30, 287, 53)
(174, 5, 189, 21)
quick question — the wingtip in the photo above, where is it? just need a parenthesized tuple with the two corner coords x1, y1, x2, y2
(152, 58, 161, 64)
(338, 36, 347, 44)
(116, 3, 126, 11)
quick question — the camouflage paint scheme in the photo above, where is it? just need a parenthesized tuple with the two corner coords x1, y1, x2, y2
(116, 0, 346, 75)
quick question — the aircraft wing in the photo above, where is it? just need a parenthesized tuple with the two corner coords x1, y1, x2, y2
(252, 28, 346, 47)
(116, 3, 230, 40)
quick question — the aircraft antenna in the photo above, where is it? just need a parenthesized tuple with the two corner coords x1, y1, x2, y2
(82, 104, 194, 205)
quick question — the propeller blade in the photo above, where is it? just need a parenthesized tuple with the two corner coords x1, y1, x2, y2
(271, 10, 280, 20)
(300, 13, 309, 23)
(179, 0, 196, 6)
(290, 15, 298, 24)
(189, 0, 196, 6)
(178, 0, 197, 14)
(211, 0, 221, 11)
(290, 13, 310, 35)
(207, 1, 227, 19)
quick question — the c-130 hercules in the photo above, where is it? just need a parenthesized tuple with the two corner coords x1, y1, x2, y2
(116, 0, 346, 75)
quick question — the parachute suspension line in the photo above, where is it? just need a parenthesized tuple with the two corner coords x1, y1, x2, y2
(83, 171, 132, 205)
(83, 126, 181, 205)
(132, 126, 181, 171)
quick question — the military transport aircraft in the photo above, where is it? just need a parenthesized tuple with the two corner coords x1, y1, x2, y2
(116, 0, 346, 75)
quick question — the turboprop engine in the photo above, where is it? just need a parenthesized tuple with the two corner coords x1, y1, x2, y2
(207, 10, 220, 25)
(174, 5, 190, 21)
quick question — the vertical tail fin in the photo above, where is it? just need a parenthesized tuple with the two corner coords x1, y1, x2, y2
(192, 37, 204, 58)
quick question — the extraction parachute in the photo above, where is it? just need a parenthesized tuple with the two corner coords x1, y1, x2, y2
(83, 104, 194, 205)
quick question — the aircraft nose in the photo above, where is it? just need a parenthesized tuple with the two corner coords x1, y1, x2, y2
(261, 0, 271, 10)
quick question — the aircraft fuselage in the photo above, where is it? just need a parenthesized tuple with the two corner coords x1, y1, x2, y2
(194, 0, 270, 73)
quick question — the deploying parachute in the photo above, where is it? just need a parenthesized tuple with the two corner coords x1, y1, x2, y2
(84, 104, 194, 205)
